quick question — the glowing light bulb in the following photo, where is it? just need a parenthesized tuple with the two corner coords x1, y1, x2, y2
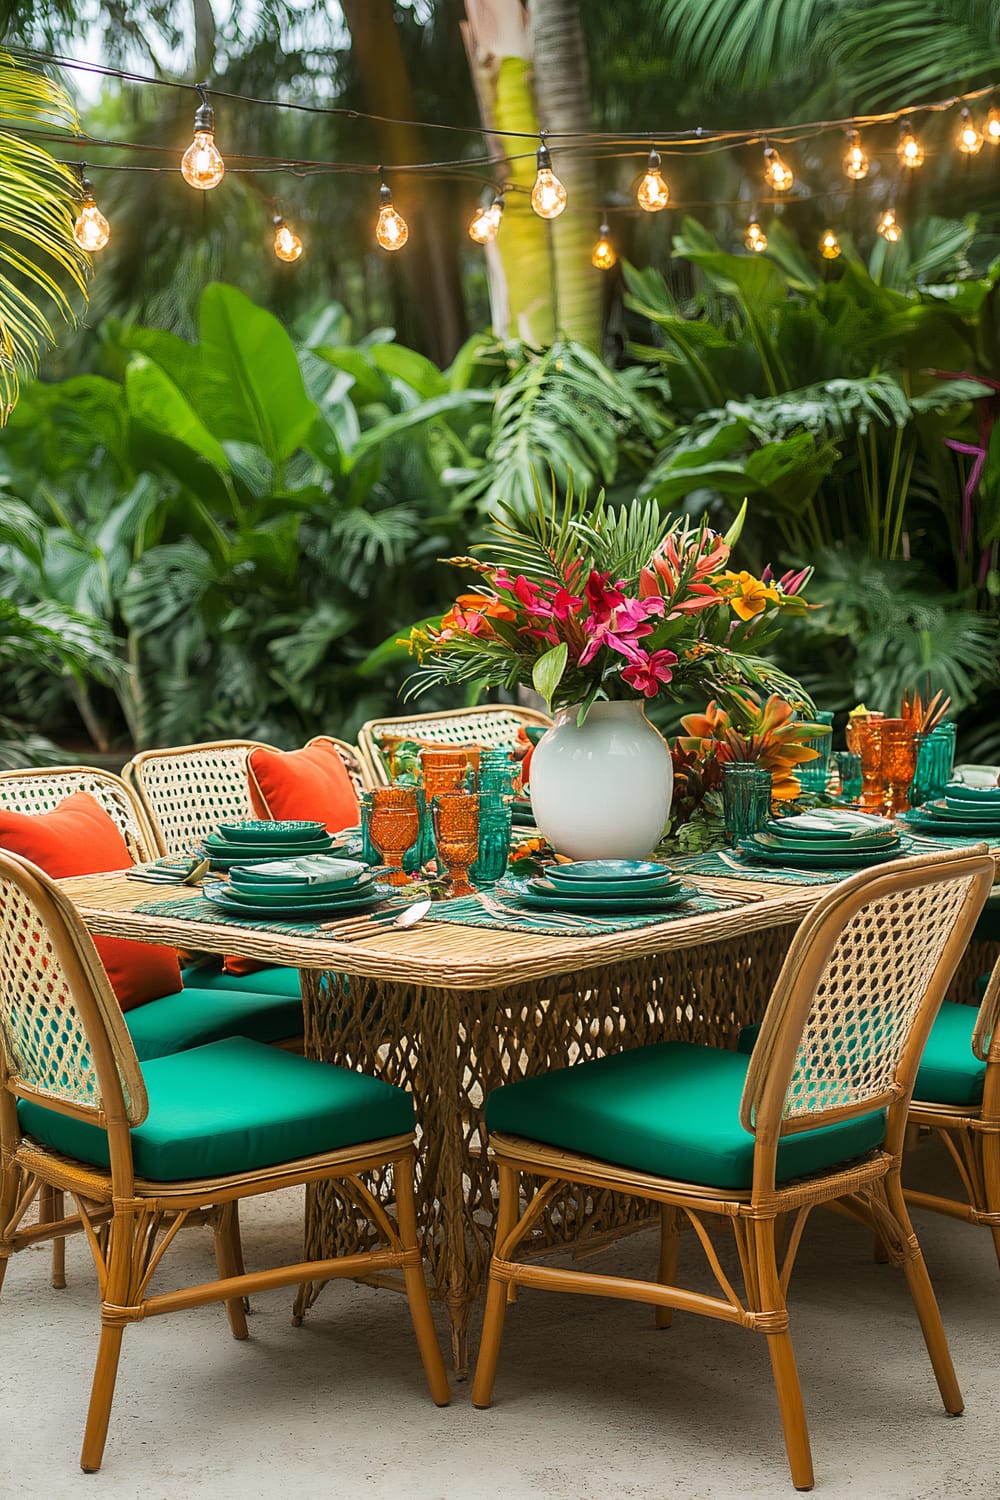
(72, 179, 110, 251)
(987, 105, 1000, 144)
(957, 105, 984, 155)
(468, 194, 504, 245)
(744, 217, 767, 253)
(181, 98, 224, 189)
(877, 208, 901, 243)
(636, 147, 669, 212)
(843, 129, 869, 181)
(375, 183, 409, 251)
(273, 217, 303, 263)
(591, 223, 616, 270)
(530, 143, 567, 220)
(897, 119, 923, 169)
(819, 228, 841, 260)
(763, 146, 793, 192)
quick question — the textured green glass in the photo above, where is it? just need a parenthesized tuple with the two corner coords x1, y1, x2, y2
(910, 723, 957, 807)
(721, 765, 773, 844)
(796, 710, 835, 793)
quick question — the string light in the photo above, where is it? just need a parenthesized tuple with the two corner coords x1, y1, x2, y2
(897, 119, 924, 168)
(468, 192, 504, 245)
(957, 105, 984, 154)
(591, 222, 616, 269)
(72, 174, 110, 251)
(636, 147, 669, 212)
(180, 88, 225, 189)
(375, 181, 408, 250)
(819, 228, 841, 259)
(762, 145, 794, 192)
(877, 208, 901, 242)
(987, 104, 1000, 144)
(744, 216, 767, 253)
(531, 141, 567, 220)
(272, 215, 303, 263)
(843, 129, 869, 181)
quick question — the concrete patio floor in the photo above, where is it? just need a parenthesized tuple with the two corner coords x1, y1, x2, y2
(2, 1139, 997, 1500)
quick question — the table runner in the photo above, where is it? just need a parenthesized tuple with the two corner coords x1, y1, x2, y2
(423, 888, 745, 936)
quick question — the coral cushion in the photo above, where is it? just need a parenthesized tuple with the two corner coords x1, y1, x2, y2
(0, 792, 182, 1012)
(248, 738, 359, 834)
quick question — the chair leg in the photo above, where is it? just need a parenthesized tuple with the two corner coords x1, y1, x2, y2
(38, 1184, 68, 1289)
(212, 1202, 249, 1341)
(749, 1218, 815, 1492)
(394, 1155, 450, 1407)
(655, 1205, 680, 1329)
(80, 1210, 137, 1473)
(883, 1174, 963, 1415)
(981, 1132, 1000, 1274)
(472, 1159, 521, 1410)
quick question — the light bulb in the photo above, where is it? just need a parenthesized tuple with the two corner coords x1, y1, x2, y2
(957, 105, 984, 155)
(72, 179, 110, 251)
(591, 223, 616, 270)
(273, 217, 303, 263)
(897, 120, 923, 169)
(468, 194, 504, 245)
(763, 146, 793, 192)
(987, 105, 1000, 144)
(819, 228, 841, 260)
(531, 143, 567, 219)
(744, 217, 767, 253)
(843, 129, 869, 181)
(636, 147, 669, 212)
(375, 183, 409, 251)
(877, 208, 901, 243)
(181, 99, 224, 189)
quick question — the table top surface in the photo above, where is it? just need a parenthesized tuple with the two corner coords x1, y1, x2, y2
(58, 866, 827, 989)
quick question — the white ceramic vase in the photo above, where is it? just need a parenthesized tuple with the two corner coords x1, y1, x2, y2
(528, 699, 673, 860)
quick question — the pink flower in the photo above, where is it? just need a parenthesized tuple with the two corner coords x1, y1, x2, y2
(577, 595, 666, 666)
(777, 566, 811, 596)
(584, 570, 627, 621)
(547, 584, 584, 620)
(621, 648, 678, 698)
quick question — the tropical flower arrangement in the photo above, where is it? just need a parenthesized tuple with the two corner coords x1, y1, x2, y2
(677, 692, 826, 801)
(405, 488, 815, 719)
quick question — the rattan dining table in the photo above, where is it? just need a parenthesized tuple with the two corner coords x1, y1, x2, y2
(56, 861, 996, 1372)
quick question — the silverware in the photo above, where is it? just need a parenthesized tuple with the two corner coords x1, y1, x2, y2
(319, 896, 433, 938)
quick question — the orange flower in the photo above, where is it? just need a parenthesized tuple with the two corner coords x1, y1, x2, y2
(714, 570, 782, 622)
(438, 591, 516, 641)
(678, 692, 823, 800)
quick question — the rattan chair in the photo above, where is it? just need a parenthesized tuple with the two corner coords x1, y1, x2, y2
(904, 956, 1000, 1268)
(0, 850, 449, 1472)
(472, 848, 993, 1492)
(357, 705, 551, 786)
(0, 765, 158, 862)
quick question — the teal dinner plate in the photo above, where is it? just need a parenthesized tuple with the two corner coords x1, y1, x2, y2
(215, 819, 327, 843)
(204, 884, 392, 918)
(756, 827, 897, 854)
(738, 836, 905, 870)
(547, 859, 667, 882)
(202, 836, 335, 859)
(220, 876, 375, 906)
(917, 800, 1000, 825)
(228, 856, 368, 885)
(943, 786, 1000, 806)
(765, 811, 893, 841)
(498, 875, 693, 914)
(901, 809, 1000, 838)
(544, 869, 680, 897)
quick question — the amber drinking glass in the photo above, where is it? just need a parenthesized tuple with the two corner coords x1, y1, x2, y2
(879, 717, 918, 815)
(851, 717, 886, 813)
(419, 748, 469, 800)
(431, 791, 480, 898)
(368, 786, 420, 887)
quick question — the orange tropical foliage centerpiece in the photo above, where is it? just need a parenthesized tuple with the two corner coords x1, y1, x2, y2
(677, 692, 825, 800)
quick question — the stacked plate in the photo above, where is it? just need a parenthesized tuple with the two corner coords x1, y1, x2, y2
(204, 853, 394, 919)
(200, 819, 335, 870)
(738, 809, 905, 870)
(903, 783, 1000, 839)
(496, 859, 695, 914)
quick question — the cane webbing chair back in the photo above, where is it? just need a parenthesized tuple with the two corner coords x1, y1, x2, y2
(972, 958, 1000, 1064)
(358, 706, 552, 785)
(0, 852, 146, 1126)
(123, 740, 271, 854)
(312, 737, 369, 797)
(0, 767, 157, 863)
(742, 848, 994, 1155)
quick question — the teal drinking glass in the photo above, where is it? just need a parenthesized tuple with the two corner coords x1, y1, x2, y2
(910, 723, 957, 807)
(796, 711, 835, 794)
(721, 764, 773, 844)
(832, 751, 862, 802)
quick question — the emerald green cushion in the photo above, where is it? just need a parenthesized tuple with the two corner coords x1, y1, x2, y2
(181, 964, 304, 1001)
(18, 1036, 413, 1181)
(972, 893, 1000, 945)
(912, 1002, 986, 1106)
(486, 1042, 886, 1191)
(126, 986, 302, 1062)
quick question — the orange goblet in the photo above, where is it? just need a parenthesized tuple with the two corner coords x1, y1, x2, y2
(368, 786, 419, 887)
(419, 748, 468, 800)
(431, 791, 480, 898)
(851, 717, 886, 813)
(879, 717, 918, 815)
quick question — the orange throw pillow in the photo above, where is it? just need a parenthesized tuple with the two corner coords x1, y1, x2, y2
(248, 738, 359, 834)
(0, 792, 182, 1012)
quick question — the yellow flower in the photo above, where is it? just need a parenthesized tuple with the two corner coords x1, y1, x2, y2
(716, 570, 782, 622)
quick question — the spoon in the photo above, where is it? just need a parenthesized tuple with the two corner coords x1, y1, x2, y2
(319, 896, 433, 937)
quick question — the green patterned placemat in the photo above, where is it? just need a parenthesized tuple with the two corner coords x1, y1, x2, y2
(424, 889, 743, 936)
(674, 832, 985, 887)
(134, 892, 393, 936)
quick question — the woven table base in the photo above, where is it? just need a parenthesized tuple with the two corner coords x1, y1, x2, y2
(300, 924, 795, 1372)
